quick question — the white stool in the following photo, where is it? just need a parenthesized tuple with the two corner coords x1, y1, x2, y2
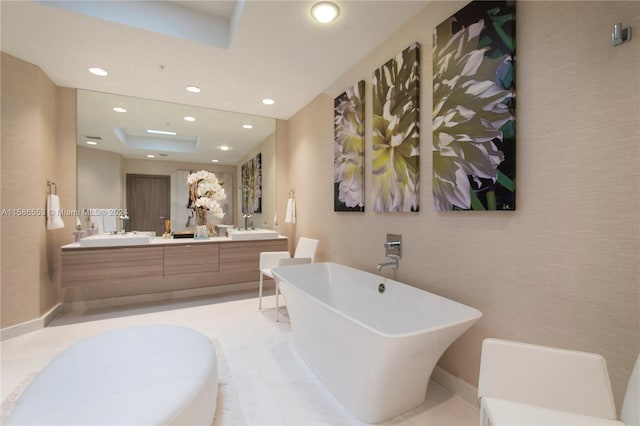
(6, 325, 218, 425)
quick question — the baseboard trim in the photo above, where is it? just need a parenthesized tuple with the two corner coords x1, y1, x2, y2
(1, 303, 63, 341)
(431, 365, 480, 409)
(61, 281, 261, 313)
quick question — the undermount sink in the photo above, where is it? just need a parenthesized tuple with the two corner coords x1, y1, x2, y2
(229, 228, 279, 241)
(79, 232, 154, 247)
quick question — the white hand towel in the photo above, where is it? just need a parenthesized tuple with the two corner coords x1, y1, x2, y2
(285, 198, 296, 224)
(47, 195, 65, 230)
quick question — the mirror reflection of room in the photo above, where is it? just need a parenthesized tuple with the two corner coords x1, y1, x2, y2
(76, 90, 276, 235)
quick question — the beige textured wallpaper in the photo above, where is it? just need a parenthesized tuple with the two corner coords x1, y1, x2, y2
(1, 54, 76, 327)
(284, 1, 639, 411)
(53, 86, 78, 309)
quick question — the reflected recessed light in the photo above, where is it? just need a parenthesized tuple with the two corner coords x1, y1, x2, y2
(211, 159, 219, 163)
(184, 116, 196, 122)
(146, 154, 156, 158)
(219, 146, 230, 151)
(113, 107, 127, 113)
(311, 2, 340, 23)
(186, 85, 201, 93)
(86, 141, 98, 145)
(88, 67, 108, 76)
(147, 129, 177, 136)
(262, 98, 275, 105)
(242, 124, 253, 129)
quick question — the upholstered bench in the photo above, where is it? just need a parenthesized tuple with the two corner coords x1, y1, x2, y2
(6, 325, 217, 425)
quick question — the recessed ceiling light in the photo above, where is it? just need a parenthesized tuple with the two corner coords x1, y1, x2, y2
(88, 67, 108, 76)
(219, 145, 230, 151)
(147, 129, 177, 136)
(242, 124, 253, 129)
(262, 98, 275, 105)
(311, 2, 340, 23)
(211, 159, 219, 163)
(86, 141, 98, 145)
(113, 107, 127, 113)
(186, 85, 201, 93)
(146, 154, 156, 158)
(184, 116, 196, 122)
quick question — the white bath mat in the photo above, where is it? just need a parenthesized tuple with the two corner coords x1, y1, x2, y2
(0, 339, 245, 426)
(0, 372, 38, 424)
(211, 338, 246, 425)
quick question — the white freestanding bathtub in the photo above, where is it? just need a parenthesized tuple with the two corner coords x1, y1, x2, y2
(272, 262, 482, 424)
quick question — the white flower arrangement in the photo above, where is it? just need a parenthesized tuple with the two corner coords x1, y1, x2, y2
(187, 170, 226, 225)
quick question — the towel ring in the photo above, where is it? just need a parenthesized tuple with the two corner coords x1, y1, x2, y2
(289, 188, 295, 199)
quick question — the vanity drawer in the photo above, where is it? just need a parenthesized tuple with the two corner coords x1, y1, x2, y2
(163, 244, 219, 276)
(62, 247, 164, 287)
(219, 239, 288, 273)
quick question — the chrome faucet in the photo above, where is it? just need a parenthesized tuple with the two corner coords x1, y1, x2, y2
(376, 256, 398, 271)
(118, 214, 129, 234)
(243, 213, 254, 230)
(376, 234, 402, 272)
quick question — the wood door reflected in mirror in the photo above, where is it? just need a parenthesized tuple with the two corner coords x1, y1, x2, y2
(126, 174, 170, 235)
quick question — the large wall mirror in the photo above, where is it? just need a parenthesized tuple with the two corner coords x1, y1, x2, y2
(76, 90, 276, 236)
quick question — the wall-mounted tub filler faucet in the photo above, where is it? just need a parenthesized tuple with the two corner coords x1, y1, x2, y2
(376, 256, 398, 272)
(377, 234, 402, 271)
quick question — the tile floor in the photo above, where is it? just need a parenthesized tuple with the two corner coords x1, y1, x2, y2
(1, 290, 479, 425)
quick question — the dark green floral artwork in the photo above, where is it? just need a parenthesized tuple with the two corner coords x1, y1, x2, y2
(334, 80, 365, 212)
(433, 1, 516, 211)
(372, 43, 420, 212)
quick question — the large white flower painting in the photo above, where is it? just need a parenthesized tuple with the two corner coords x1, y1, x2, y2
(433, 0, 516, 211)
(334, 81, 365, 212)
(372, 43, 421, 213)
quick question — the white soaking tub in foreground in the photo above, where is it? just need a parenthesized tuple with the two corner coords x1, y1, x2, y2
(272, 262, 482, 424)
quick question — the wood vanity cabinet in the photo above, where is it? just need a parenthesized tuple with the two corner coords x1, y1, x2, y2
(219, 239, 288, 273)
(61, 238, 288, 289)
(61, 247, 164, 288)
(163, 244, 219, 276)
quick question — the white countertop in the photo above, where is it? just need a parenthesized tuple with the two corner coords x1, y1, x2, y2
(61, 235, 287, 250)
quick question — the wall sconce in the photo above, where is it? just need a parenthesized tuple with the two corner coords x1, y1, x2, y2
(612, 22, 632, 46)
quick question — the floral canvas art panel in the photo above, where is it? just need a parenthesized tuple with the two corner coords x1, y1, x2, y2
(334, 80, 365, 212)
(372, 42, 420, 213)
(241, 153, 262, 214)
(432, 0, 516, 211)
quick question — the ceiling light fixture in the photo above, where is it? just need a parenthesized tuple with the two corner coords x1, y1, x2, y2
(146, 154, 156, 158)
(242, 124, 253, 129)
(113, 107, 127, 113)
(146, 129, 177, 136)
(186, 85, 201, 93)
(184, 116, 196, 122)
(86, 141, 98, 145)
(262, 98, 275, 105)
(219, 145, 230, 151)
(311, 2, 340, 24)
(88, 67, 108, 76)
(211, 159, 219, 163)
